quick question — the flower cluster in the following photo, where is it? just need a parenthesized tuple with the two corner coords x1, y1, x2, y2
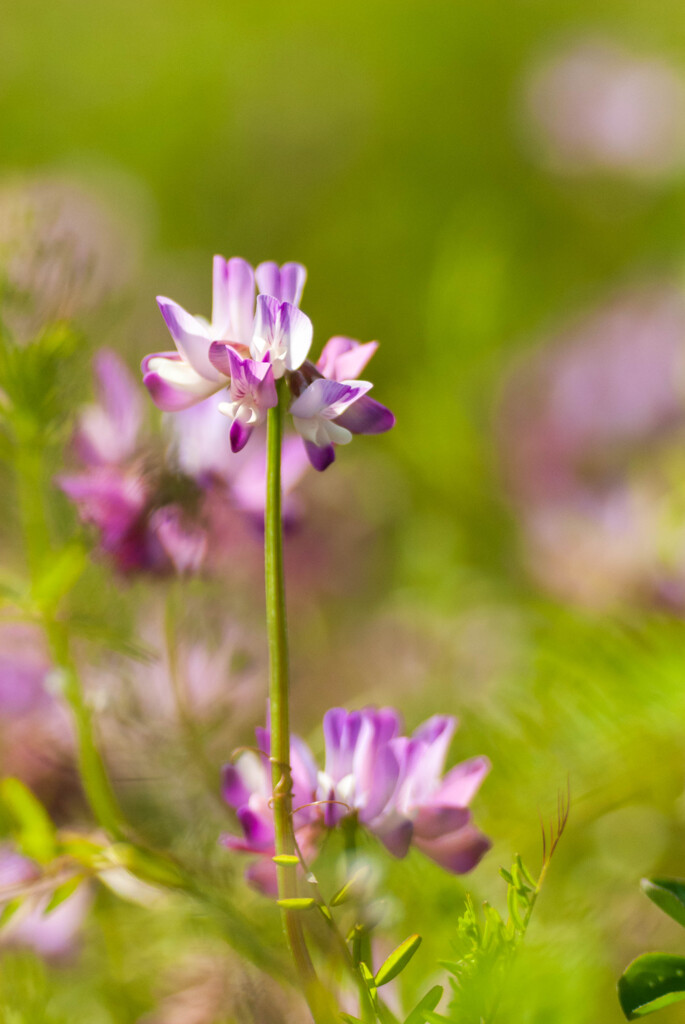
(222, 707, 490, 893)
(58, 349, 208, 575)
(142, 257, 394, 470)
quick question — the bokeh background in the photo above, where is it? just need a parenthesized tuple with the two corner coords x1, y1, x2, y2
(3, 1, 685, 1021)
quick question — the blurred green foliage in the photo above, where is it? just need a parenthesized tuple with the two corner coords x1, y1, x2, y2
(3, 1, 685, 1022)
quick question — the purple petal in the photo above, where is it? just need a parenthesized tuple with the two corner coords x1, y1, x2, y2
(142, 352, 221, 412)
(212, 256, 255, 344)
(304, 439, 335, 471)
(149, 505, 207, 574)
(255, 261, 307, 307)
(208, 341, 236, 379)
(230, 419, 253, 453)
(253, 295, 313, 370)
(245, 858, 279, 896)
(431, 757, 491, 809)
(57, 470, 145, 546)
(221, 763, 252, 809)
(414, 825, 491, 875)
(317, 337, 379, 381)
(413, 805, 471, 840)
(335, 395, 395, 434)
(237, 808, 274, 850)
(156, 297, 219, 381)
(290, 378, 371, 419)
(375, 817, 414, 859)
(75, 349, 142, 466)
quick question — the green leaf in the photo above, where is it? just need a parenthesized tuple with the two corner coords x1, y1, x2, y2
(31, 542, 87, 612)
(44, 876, 82, 914)
(275, 897, 316, 911)
(108, 843, 185, 888)
(404, 985, 444, 1024)
(331, 865, 371, 906)
(375, 934, 422, 987)
(618, 953, 685, 1019)
(642, 878, 685, 928)
(1, 778, 56, 863)
(340, 1016, 365, 1024)
(0, 898, 23, 929)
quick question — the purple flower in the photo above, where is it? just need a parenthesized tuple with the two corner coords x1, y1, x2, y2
(209, 346, 278, 452)
(290, 378, 373, 471)
(288, 335, 395, 470)
(221, 725, 321, 894)
(256, 261, 307, 306)
(141, 257, 394, 467)
(59, 349, 209, 576)
(319, 709, 491, 873)
(250, 294, 313, 379)
(143, 256, 256, 413)
(222, 707, 490, 889)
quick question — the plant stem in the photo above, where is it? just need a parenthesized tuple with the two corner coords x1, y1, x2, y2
(13, 427, 124, 840)
(265, 380, 335, 1024)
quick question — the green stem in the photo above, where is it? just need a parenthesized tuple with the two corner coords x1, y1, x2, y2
(46, 618, 125, 839)
(13, 429, 124, 839)
(265, 381, 335, 1024)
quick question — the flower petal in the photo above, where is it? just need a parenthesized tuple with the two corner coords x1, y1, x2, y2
(256, 261, 307, 307)
(75, 349, 142, 466)
(317, 337, 379, 381)
(414, 824, 491, 875)
(335, 395, 395, 434)
(303, 439, 335, 471)
(230, 418, 253, 453)
(212, 256, 255, 344)
(143, 353, 223, 412)
(289, 378, 372, 420)
(252, 295, 313, 372)
(149, 505, 207, 574)
(413, 805, 471, 840)
(430, 757, 491, 809)
(157, 297, 220, 381)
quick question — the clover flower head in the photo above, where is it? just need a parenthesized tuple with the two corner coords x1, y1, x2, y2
(141, 256, 394, 471)
(222, 706, 490, 892)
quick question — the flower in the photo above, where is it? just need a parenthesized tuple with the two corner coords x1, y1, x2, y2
(498, 283, 685, 610)
(221, 725, 321, 894)
(523, 39, 685, 180)
(318, 708, 491, 873)
(222, 707, 490, 890)
(141, 256, 394, 471)
(59, 348, 208, 575)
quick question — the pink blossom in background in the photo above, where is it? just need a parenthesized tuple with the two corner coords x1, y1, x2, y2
(0, 847, 90, 960)
(523, 39, 685, 180)
(498, 284, 685, 609)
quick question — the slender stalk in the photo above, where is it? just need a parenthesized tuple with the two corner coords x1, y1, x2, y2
(46, 619, 125, 839)
(13, 428, 125, 839)
(265, 380, 335, 1024)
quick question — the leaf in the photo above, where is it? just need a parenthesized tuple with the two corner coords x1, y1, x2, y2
(1, 778, 56, 863)
(44, 875, 82, 914)
(0, 898, 23, 929)
(31, 543, 87, 612)
(332, 865, 371, 906)
(375, 934, 422, 987)
(641, 878, 685, 929)
(618, 953, 685, 1019)
(340, 1016, 365, 1024)
(404, 985, 444, 1024)
(276, 898, 316, 911)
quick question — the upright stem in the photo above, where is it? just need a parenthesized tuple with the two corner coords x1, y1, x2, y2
(265, 380, 334, 1024)
(13, 427, 124, 839)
